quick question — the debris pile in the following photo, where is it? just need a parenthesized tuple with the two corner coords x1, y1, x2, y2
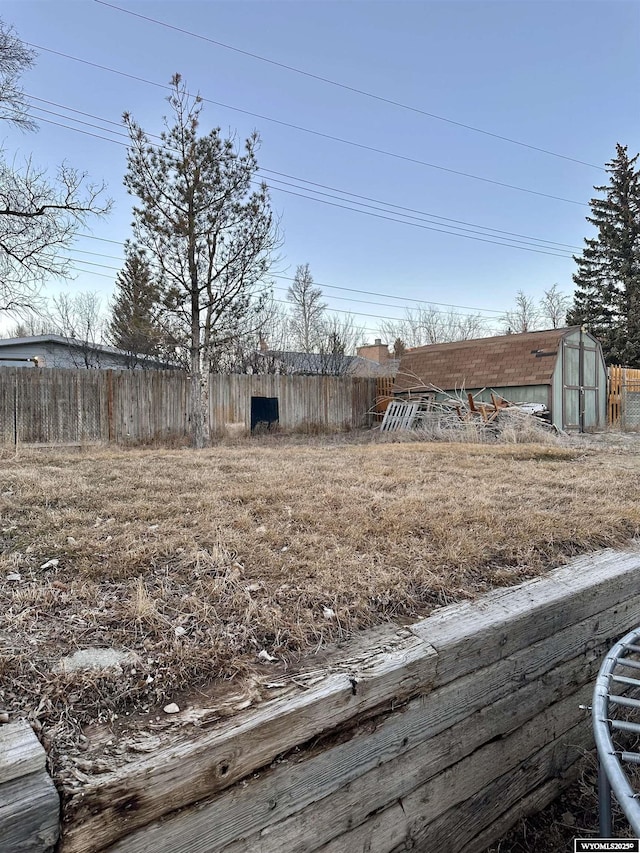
(379, 388, 555, 442)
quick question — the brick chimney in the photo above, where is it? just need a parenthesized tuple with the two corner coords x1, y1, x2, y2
(258, 335, 269, 352)
(356, 339, 390, 363)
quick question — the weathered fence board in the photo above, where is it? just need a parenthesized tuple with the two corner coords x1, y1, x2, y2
(0, 369, 375, 446)
(207, 374, 375, 434)
(608, 364, 640, 428)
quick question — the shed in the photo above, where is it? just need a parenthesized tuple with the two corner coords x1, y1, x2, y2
(393, 327, 607, 431)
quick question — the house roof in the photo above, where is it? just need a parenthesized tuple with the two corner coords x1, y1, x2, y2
(0, 335, 175, 369)
(261, 350, 399, 377)
(393, 327, 583, 394)
(0, 334, 122, 354)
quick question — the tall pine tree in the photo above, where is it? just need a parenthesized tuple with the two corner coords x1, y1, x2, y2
(568, 144, 640, 365)
(107, 247, 166, 367)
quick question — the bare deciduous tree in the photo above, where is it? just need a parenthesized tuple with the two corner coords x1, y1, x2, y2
(539, 283, 570, 329)
(287, 263, 326, 352)
(51, 291, 105, 367)
(380, 305, 489, 347)
(502, 290, 540, 333)
(0, 20, 110, 316)
(316, 313, 365, 375)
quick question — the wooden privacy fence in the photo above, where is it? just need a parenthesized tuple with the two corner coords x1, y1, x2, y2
(208, 374, 376, 435)
(0, 368, 190, 446)
(608, 365, 640, 428)
(374, 376, 395, 419)
(0, 368, 377, 446)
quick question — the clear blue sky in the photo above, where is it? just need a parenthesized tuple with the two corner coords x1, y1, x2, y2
(3, 0, 639, 339)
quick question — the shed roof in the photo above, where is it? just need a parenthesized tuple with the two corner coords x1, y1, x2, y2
(394, 327, 582, 393)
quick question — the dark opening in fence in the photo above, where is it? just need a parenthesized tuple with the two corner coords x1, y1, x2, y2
(0, 369, 377, 447)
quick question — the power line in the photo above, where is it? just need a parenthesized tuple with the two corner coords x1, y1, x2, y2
(34, 114, 130, 147)
(63, 249, 502, 317)
(94, 0, 603, 171)
(31, 112, 574, 259)
(265, 184, 574, 258)
(263, 174, 577, 253)
(260, 168, 583, 251)
(27, 93, 583, 251)
(66, 260, 500, 325)
(27, 42, 589, 207)
(66, 243, 509, 317)
(270, 274, 505, 316)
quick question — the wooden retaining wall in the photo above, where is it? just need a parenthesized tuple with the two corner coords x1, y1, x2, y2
(48, 549, 640, 853)
(0, 720, 59, 853)
(0, 369, 376, 446)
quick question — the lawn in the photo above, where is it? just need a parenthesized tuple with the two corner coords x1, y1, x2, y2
(2, 435, 640, 772)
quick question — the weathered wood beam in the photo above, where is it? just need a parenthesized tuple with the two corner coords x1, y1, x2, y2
(413, 548, 640, 686)
(217, 649, 599, 853)
(61, 629, 437, 853)
(316, 697, 590, 852)
(110, 582, 637, 853)
(0, 719, 45, 785)
(0, 722, 59, 853)
(60, 550, 640, 853)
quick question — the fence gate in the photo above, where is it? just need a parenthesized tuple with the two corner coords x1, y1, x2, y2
(608, 365, 640, 429)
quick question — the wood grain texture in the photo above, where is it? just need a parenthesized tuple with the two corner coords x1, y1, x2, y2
(61, 551, 640, 853)
(317, 695, 591, 853)
(61, 630, 437, 853)
(124, 591, 640, 853)
(385, 726, 589, 853)
(412, 548, 640, 686)
(0, 770, 60, 853)
(0, 721, 44, 786)
(217, 649, 599, 853)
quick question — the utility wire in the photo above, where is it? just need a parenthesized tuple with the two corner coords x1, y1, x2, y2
(94, 0, 603, 171)
(26, 42, 589, 207)
(27, 93, 583, 250)
(30, 113, 574, 259)
(65, 243, 511, 317)
(63, 249, 503, 317)
(67, 260, 500, 325)
(260, 167, 583, 250)
(264, 174, 578, 252)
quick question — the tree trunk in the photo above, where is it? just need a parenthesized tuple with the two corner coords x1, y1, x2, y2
(190, 289, 205, 449)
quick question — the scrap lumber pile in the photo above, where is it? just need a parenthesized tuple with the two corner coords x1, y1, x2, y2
(380, 389, 552, 438)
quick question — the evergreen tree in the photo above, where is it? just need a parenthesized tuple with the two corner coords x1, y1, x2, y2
(107, 248, 165, 366)
(123, 75, 278, 446)
(568, 144, 640, 365)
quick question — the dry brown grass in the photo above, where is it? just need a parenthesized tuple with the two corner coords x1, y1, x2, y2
(2, 434, 640, 772)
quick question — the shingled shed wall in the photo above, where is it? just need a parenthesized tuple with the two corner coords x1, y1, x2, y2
(394, 327, 607, 431)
